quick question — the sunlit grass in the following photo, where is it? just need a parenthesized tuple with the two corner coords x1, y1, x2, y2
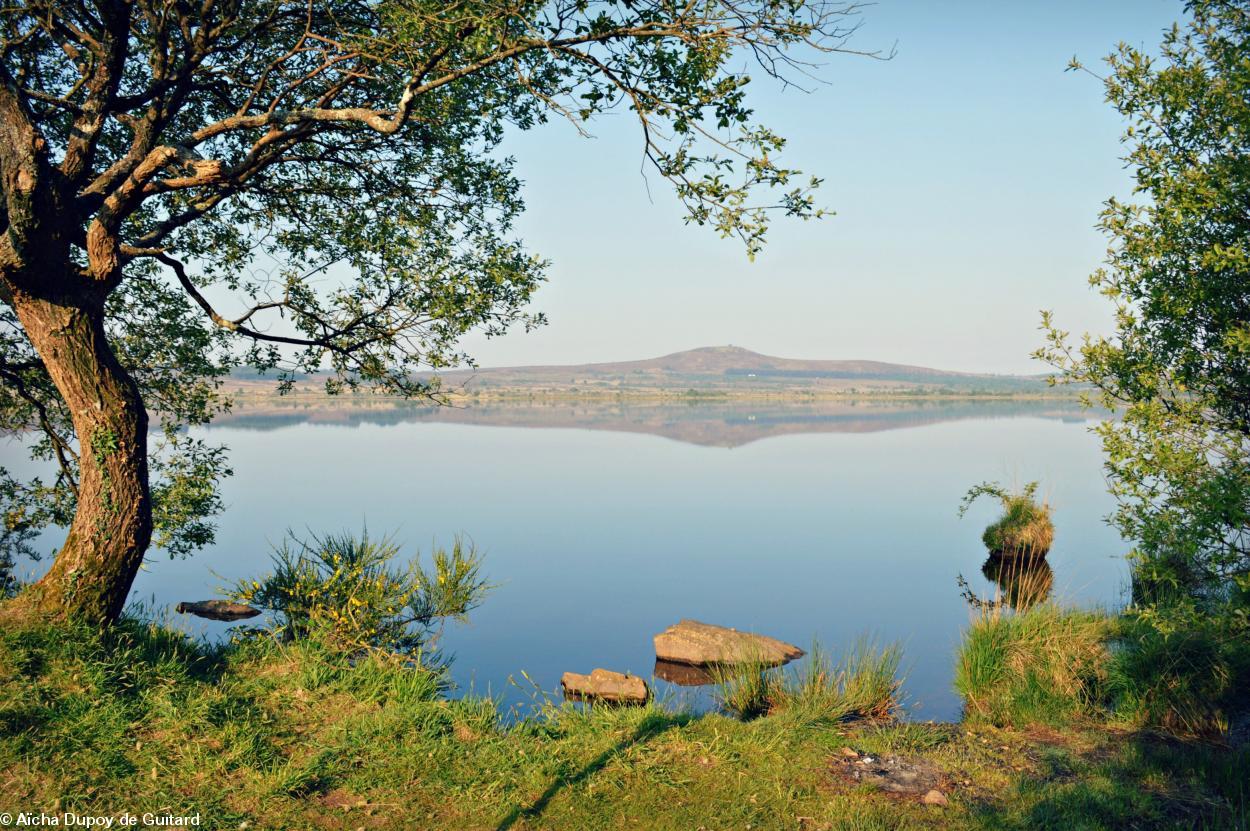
(1, 616, 1245, 830)
(960, 481, 1055, 558)
(713, 638, 902, 723)
(955, 603, 1113, 727)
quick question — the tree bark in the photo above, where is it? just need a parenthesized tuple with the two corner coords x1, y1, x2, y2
(9, 284, 151, 624)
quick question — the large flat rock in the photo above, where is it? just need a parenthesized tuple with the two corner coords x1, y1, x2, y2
(653, 619, 804, 667)
(561, 668, 648, 705)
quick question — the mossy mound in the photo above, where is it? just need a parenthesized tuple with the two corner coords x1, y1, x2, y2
(960, 481, 1054, 559)
(982, 494, 1054, 557)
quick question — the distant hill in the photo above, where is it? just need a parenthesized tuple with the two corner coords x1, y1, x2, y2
(226, 345, 1054, 395)
(424, 346, 1050, 394)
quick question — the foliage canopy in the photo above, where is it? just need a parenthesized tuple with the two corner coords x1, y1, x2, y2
(0, 0, 874, 616)
(1039, 1, 1249, 635)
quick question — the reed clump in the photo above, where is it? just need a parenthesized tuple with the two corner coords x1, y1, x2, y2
(713, 638, 902, 722)
(960, 481, 1054, 558)
(955, 603, 1114, 727)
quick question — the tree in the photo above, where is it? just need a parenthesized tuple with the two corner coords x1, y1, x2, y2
(0, 1, 874, 623)
(1039, 0, 1250, 629)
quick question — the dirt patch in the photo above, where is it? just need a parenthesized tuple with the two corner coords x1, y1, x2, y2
(830, 750, 945, 799)
(318, 788, 362, 810)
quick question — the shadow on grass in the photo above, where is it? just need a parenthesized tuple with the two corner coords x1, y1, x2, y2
(969, 730, 1248, 831)
(495, 710, 692, 830)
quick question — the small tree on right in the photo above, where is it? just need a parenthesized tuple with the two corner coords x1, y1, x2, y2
(1038, 0, 1249, 718)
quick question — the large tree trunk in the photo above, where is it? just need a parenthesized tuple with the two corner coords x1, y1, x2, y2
(10, 287, 151, 624)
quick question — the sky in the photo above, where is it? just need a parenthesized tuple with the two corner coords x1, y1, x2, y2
(451, 0, 1187, 375)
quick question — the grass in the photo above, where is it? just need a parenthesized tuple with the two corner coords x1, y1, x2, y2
(713, 639, 903, 723)
(960, 482, 1055, 558)
(1106, 614, 1250, 739)
(955, 603, 1115, 727)
(1, 616, 1246, 830)
(956, 597, 1250, 741)
(229, 528, 489, 655)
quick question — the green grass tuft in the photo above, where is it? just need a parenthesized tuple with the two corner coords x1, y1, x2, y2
(955, 604, 1113, 727)
(960, 481, 1055, 558)
(229, 528, 489, 655)
(714, 638, 903, 723)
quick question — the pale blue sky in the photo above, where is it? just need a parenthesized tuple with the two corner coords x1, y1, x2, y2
(456, 0, 1185, 375)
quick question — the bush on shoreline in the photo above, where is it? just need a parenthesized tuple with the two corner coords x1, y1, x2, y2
(228, 529, 489, 656)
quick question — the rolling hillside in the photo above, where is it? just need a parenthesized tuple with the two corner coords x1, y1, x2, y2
(227, 346, 1054, 395)
(424, 346, 1049, 394)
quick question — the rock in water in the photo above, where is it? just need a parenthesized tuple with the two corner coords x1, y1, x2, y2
(175, 600, 262, 621)
(653, 619, 804, 667)
(560, 669, 649, 705)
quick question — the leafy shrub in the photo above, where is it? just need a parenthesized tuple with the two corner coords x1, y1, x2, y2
(230, 528, 489, 655)
(1107, 611, 1250, 738)
(959, 481, 1054, 557)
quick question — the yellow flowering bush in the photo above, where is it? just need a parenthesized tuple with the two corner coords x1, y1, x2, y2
(231, 529, 489, 654)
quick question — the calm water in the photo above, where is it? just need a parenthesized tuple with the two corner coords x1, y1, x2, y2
(9, 399, 1128, 720)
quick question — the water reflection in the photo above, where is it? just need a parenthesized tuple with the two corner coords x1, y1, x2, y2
(210, 397, 1093, 448)
(4, 399, 1124, 721)
(978, 555, 1054, 611)
(653, 659, 717, 687)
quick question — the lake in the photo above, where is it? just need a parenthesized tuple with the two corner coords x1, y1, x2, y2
(8, 398, 1129, 721)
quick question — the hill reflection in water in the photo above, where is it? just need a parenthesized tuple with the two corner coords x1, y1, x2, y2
(208, 397, 1095, 448)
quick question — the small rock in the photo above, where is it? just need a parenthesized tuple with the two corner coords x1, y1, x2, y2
(560, 668, 648, 705)
(175, 600, 261, 621)
(839, 747, 859, 758)
(922, 789, 948, 806)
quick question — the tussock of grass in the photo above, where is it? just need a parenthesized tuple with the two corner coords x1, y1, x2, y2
(960, 481, 1055, 558)
(956, 601, 1250, 740)
(955, 604, 1114, 727)
(714, 639, 902, 723)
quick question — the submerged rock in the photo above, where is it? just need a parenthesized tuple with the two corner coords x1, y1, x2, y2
(175, 600, 262, 621)
(653, 619, 804, 667)
(561, 668, 648, 705)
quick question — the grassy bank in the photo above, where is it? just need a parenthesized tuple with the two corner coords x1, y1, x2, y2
(1, 617, 1246, 830)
